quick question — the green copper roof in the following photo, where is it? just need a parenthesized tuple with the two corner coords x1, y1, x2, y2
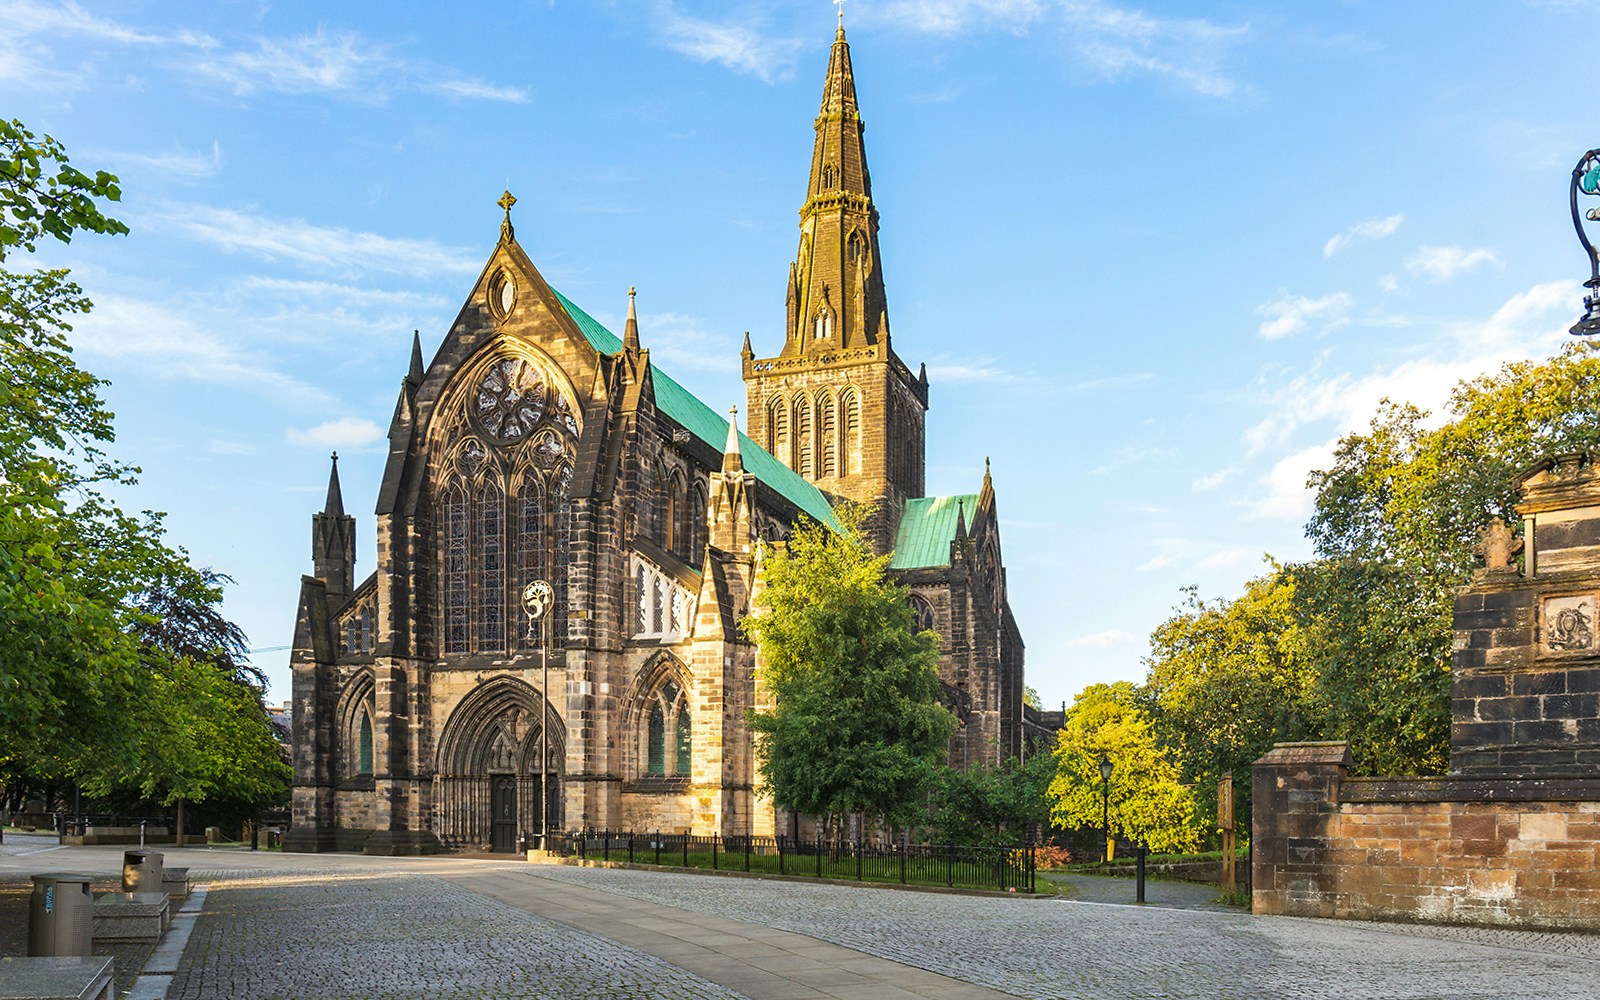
(888, 494, 977, 569)
(552, 289, 839, 529)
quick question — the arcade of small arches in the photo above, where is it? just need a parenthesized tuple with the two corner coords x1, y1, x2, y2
(766, 386, 862, 479)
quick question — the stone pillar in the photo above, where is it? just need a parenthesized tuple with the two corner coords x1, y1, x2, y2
(1251, 741, 1351, 917)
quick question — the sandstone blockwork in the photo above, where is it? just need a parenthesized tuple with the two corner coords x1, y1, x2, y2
(1253, 452, 1600, 929)
(284, 26, 1028, 857)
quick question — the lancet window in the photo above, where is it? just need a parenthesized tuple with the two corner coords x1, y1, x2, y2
(769, 398, 790, 466)
(795, 392, 813, 477)
(644, 679, 692, 777)
(689, 482, 708, 561)
(356, 709, 374, 777)
(818, 390, 837, 477)
(842, 388, 861, 476)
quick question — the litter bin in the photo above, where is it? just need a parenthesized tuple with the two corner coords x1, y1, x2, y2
(123, 849, 164, 893)
(28, 873, 95, 956)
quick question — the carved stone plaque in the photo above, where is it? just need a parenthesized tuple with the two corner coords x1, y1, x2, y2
(1543, 593, 1596, 653)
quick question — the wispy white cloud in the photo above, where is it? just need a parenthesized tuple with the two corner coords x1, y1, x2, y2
(1323, 214, 1403, 258)
(1405, 245, 1503, 281)
(1247, 279, 1579, 519)
(0, 3, 524, 103)
(141, 202, 479, 278)
(72, 294, 327, 402)
(654, 4, 803, 83)
(97, 140, 223, 178)
(428, 77, 531, 103)
(873, 0, 1248, 97)
(0, 0, 216, 49)
(1192, 467, 1233, 490)
(286, 418, 385, 448)
(1256, 291, 1353, 340)
(1063, 628, 1133, 648)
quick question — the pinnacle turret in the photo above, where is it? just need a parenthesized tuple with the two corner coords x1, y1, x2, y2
(623, 286, 640, 352)
(324, 451, 345, 518)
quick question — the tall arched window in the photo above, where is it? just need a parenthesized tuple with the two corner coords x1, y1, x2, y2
(795, 393, 813, 478)
(847, 230, 866, 262)
(818, 390, 836, 477)
(842, 389, 861, 476)
(666, 471, 684, 558)
(770, 398, 790, 467)
(675, 702, 692, 774)
(644, 679, 691, 777)
(356, 709, 374, 777)
(822, 164, 837, 189)
(552, 463, 574, 652)
(647, 702, 666, 775)
(516, 475, 543, 649)
(690, 482, 708, 560)
(476, 477, 505, 651)
(443, 480, 470, 654)
(359, 605, 373, 652)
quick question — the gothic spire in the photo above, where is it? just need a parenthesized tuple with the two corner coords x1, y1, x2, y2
(324, 451, 345, 518)
(780, 21, 886, 356)
(623, 285, 640, 352)
(723, 406, 744, 474)
(408, 330, 424, 383)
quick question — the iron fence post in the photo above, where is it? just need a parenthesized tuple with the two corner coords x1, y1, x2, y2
(712, 833, 719, 871)
(655, 830, 661, 867)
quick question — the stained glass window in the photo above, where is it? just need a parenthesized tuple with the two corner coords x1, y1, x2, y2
(675, 702, 692, 775)
(357, 710, 374, 776)
(666, 474, 683, 556)
(443, 482, 470, 654)
(518, 476, 543, 649)
(647, 703, 665, 775)
(477, 478, 505, 651)
(359, 606, 373, 652)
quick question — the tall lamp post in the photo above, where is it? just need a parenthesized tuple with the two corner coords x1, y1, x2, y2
(1098, 755, 1113, 865)
(1569, 148, 1600, 336)
(522, 579, 554, 851)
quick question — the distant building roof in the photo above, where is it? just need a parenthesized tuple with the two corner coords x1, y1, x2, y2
(888, 494, 978, 569)
(553, 290, 838, 529)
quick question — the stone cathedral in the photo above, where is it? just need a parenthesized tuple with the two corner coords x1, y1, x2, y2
(285, 25, 1027, 855)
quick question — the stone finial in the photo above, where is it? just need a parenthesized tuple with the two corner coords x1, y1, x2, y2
(623, 286, 640, 353)
(1473, 517, 1523, 574)
(498, 190, 517, 242)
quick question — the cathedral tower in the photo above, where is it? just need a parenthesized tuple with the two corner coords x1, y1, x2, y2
(743, 23, 929, 550)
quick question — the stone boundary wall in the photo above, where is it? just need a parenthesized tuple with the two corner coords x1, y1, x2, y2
(1253, 742, 1600, 929)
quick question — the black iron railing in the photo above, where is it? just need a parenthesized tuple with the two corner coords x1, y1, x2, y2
(546, 830, 1036, 894)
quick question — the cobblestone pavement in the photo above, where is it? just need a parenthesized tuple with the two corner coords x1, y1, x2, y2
(527, 865, 1600, 999)
(169, 867, 741, 1000)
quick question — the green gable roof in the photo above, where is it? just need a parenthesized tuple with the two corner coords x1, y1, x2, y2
(888, 494, 978, 569)
(551, 289, 839, 529)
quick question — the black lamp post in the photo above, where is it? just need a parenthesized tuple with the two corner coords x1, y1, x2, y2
(1098, 755, 1113, 865)
(1569, 149, 1600, 337)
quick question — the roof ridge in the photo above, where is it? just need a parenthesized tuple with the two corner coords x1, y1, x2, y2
(550, 288, 838, 529)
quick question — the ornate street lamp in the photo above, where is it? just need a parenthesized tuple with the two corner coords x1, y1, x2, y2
(1569, 149, 1600, 337)
(1098, 755, 1113, 865)
(522, 579, 555, 851)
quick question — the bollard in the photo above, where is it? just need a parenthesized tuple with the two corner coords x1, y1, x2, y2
(139, 818, 146, 848)
(1135, 844, 1147, 903)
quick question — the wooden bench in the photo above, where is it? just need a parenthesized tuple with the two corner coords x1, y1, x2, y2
(91, 892, 170, 944)
(0, 956, 114, 1000)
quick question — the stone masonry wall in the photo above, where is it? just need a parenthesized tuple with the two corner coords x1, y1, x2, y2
(1253, 742, 1600, 929)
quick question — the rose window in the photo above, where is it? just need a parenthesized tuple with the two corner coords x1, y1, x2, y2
(476, 358, 548, 442)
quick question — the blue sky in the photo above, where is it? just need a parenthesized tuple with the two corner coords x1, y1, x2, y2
(5, 0, 1595, 711)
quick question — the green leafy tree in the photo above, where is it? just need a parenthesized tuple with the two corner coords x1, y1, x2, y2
(0, 119, 285, 818)
(1048, 682, 1199, 856)
(1143, 572, 1317, 834)
(927, 751, 1054, 848)
(744, 505, 956, 835)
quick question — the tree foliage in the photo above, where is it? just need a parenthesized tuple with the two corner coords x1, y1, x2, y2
(1047, 683, 1199, 855)
(927, 752, 1054, 848)
(744, 505, 956, 831)
(0, 118, 287, 810)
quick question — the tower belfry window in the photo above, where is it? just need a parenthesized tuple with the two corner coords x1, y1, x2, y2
(814, 309, 833, 341)
(822, 164, 837, 189)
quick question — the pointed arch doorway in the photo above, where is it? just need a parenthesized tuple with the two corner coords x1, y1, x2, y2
(434, 676, 565, 852)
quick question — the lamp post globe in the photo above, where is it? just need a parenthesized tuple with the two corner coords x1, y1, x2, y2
(1569, 149, 1600, 336)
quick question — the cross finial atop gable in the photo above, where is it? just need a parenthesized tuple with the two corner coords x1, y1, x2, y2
(498, 190, 517, 242)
